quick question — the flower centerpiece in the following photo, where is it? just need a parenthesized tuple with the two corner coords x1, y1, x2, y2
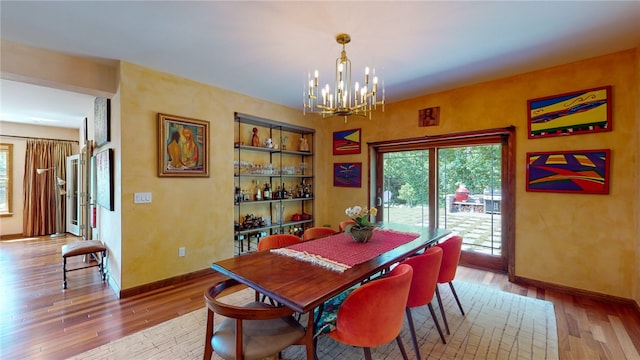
(344, 205, 378, 243)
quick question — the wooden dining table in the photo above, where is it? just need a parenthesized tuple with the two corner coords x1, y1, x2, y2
(211, 225, 451, 359)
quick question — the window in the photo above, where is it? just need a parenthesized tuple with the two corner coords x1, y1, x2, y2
(0, 143, 13, 216)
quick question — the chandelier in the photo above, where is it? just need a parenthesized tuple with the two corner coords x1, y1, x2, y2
(304, 33, 384, 122)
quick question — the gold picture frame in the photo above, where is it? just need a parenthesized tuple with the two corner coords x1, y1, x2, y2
(157, 113, 209, 177)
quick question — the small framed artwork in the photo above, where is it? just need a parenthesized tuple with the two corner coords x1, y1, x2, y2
(94, 97, 111, 146)
(158, 113, 209, 177)
(333, 128, 361, 155)
(95, 148, 114, 211)
(528, 86, 611, 139)
(418, 106, 440, 127)
(334, 162, 362, 187)
(526, 149, 610, 194)
(83, 117, 88, 146)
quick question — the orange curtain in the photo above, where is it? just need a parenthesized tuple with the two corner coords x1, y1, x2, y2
(23, 140, 73, 237)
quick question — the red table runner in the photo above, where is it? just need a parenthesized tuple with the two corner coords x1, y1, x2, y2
(271, 228, 420, 272)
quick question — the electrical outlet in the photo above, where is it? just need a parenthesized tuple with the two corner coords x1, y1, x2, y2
(178, 247, 186, 257)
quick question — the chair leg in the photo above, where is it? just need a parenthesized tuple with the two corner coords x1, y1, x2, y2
(100, 250, 107, 281)
(449, 281, 465, 315)
(395, 334, 409, 360)
(428, 302, 447, 344)
(435, 285, 450, 334)
(62, 256, 68, 289)
(363, 347, 373, 360)
(405, 307, 421, 360)
(203, 310, 214, 360)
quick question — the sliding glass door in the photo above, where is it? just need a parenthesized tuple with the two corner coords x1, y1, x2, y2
(439, 145, 502, 256)
(373, 128, 514, 273)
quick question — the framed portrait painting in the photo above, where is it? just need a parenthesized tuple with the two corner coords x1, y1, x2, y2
(418, 106, 440, 127)
(334, 162, 362, 187)
(95, 148, 114, 211)
(526, 149, 610, 194)
(333, 128, 361, 155)
(158, 113, 209, 177)
(528, 86, 611, 139)
(94, 97, 111, 146)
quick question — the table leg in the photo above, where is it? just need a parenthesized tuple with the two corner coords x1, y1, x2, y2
(305, 310, 316, 360)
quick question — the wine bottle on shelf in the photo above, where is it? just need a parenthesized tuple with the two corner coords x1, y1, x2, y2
(255, 185, 262, 201)
(263, 183, 271, 200)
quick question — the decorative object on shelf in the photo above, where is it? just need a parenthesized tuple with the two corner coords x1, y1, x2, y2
(281, 136, 288, 150)
(251, 127, 260, 147)
(264, 138, 274, 148)
(333, 128, 361, 155)
(344, 205, 378, 243)
(333, 162, 362, 187)
(94, 97, 111, 146)
(418, 106, 440, 127)
(274, 203, 285, 225)
(158, 113, 209, 177)
(303, 33, 384, 122)
(299, 137, 309, 152)
(527, 86, 611, 139)
(526, 149, 610, 194)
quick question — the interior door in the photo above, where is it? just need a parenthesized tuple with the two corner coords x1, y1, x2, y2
(66, 154, 81, 236)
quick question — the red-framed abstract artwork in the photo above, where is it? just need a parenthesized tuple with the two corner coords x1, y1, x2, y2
(527, 86, 612, 139)
(333, 128, 361, 155)
(526, 149, 610, 194)
(333, 162, 362, 187)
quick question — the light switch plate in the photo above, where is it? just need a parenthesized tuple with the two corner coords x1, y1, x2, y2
(134, 192, 152, 203)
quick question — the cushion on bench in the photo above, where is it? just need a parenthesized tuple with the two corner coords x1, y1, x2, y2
(62, 240, 106, 257)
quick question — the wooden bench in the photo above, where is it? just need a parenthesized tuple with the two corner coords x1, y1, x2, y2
(61, 240, 107, 289)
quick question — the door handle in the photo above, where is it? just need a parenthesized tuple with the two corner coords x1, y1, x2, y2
(376, 197, 382, 206)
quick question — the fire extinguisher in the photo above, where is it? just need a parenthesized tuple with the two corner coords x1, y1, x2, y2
(91, 205, 97, 228)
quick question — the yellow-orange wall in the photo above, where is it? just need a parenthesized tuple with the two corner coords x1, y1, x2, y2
(111, 62, 314, 290)
(321, 49, 639, 301)
(1, 41, 638, 305)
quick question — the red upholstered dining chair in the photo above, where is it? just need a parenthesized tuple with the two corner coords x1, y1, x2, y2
(203, 278, 306, 360)
(398, 246, 446, 359)
(302, 226, 338, 241)
(257, 234, 301, 252)
(327, 264, 413, 360)
(434, 235, 465, 334)
(256, 234, 302, 302)
(338, 220, 356, 232)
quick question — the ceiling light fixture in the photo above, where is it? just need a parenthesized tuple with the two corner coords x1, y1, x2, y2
(304, 33, 384, 123)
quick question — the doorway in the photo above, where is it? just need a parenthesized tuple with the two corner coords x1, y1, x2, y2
(372, 127, 515, 274)
(66, 154, 81, 236)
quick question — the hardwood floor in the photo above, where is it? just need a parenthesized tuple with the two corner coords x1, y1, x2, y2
(1, 235, 640, 359)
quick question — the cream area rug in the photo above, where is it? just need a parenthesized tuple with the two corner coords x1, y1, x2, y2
(68, 281, 558, 360)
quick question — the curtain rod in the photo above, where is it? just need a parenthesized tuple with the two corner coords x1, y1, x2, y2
(0, 134, 79, 144)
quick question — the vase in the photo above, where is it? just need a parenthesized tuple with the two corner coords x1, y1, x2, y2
(349, 226, 374, 243)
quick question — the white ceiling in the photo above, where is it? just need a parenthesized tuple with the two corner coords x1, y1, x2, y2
(1, 1, 639, 129)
